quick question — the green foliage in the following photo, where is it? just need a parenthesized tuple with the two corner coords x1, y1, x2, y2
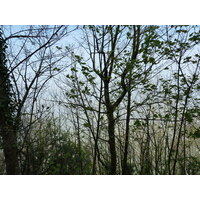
(0, 30, 16, 124)
(134, 119, 142, 128)
(184, 112, 193, 123)
(4, 25, 200, 175)
(187, 156, 200, 174)
(20, 118, 92, 175)
(83, 122, 90, 128)
(190, 129, 200, 138)
(53, 67, 60, 71)
(46, 140, 92, 175)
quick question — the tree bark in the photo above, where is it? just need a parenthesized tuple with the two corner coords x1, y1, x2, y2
(0, 120, 18, 174)
(0, 34, 19, 174)
(107, 107, 117, 175)
(0, 69, 19, 174)
(104, 79, 117, 175)
(122, 89, 131, 175)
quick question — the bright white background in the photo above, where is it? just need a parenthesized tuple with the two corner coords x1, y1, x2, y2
(1, 0, 200, 24)
(0, 1, 200, 199)
(0, 176, 199, 200)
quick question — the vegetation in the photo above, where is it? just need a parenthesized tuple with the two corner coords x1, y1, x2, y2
(0, 25, 200, 174)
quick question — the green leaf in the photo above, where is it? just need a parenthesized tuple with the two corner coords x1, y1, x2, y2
(149, 57, 155, 63)
(53, 67, 60, 71)
(191, 129, 200, 138)
(153, 114, 158, 118)
(71, 67, 78, 72)
(184, 112, 193, 123)
(83, 122, 90, 128)
(134, 119, 141, 127)
(56, 46, 62, 50)
(164, 114, 170, 120)
(127, 32, 131, 37)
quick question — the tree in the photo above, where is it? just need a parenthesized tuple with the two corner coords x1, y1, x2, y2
(0, 25, 76, 174)
(63, 25, 165, 174)
(0, 30, 18, 174)
(0, 25, 200, 175)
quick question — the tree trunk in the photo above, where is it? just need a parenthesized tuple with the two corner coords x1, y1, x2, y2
(107, 108, 117, 175)
(0, 122, 18, 174)
(122, 89, 131, 175)
(0, 34, 19, 174)
(0, 76, 19, 174)
(104, 79, 117, 175)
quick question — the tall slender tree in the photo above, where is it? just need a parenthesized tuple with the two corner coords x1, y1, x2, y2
(0, 30, 19, 174)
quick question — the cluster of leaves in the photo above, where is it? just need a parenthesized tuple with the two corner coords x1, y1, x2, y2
(0, 31, 16, 126)
(19, 118, 92, 175)
(46, 140, 92, 175)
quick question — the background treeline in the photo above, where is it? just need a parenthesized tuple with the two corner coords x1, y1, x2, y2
(0, 25, 200, 175)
